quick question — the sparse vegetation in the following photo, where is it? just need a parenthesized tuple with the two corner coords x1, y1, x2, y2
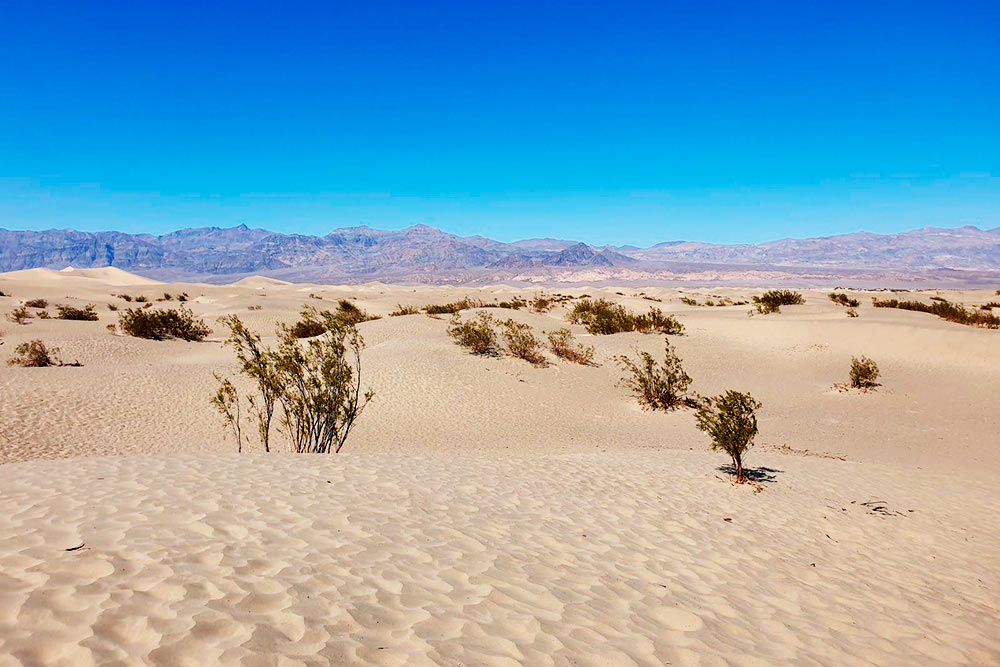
(335, 299, 379, 325)
(24, 299, 48, 309)
(389, 304, 420, 316)
(160, 292, 173, 301)
(115, 293, 133, 302)
(7, 340, 68, 367)
(752, 290, 804, 314)
(215, 309, 373, 454)
(117, 305, 210, 340)
(828, 292, 860, 308)
(56, 304, 99, 321)
(616, 341, 693, 410)
(37, 310, 51, 319)
(695, 390, 762, 483)
(846, 308, 859, 318)
(7, 306, 31, 324)
(446, 312, 500, 355)
(530, 293, 555, 313)
(289, 309, 328, 338)
(500, 319, 546, 365)
(424, 297, 484, 315)
(849, 356, 880, 390)
(248, 304, 262, 311)
(872, 297, 1000, 329)
(568, 299, 684, 335)
(107, 303, 118, 311)
(547, 328, 596, 365)
(134, 295, 148, 303)
(980, 302, 1000, 311)
(0, 290, 8, 297)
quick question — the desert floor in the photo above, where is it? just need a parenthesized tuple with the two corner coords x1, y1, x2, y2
(0, 267, 998, 665)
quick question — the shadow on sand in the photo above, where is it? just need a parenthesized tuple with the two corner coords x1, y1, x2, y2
(715, 465, 783, 484)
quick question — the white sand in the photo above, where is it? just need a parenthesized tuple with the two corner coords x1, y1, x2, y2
(0, 270, 998, 664)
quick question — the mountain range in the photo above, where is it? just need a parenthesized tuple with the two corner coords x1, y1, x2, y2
(1, 223, 998, 286)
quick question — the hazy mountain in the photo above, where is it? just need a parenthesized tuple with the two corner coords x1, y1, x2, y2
(1, 223, 997, 284)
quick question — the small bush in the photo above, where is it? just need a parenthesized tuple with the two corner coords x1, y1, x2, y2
(695, 390, 762, 483)
(680, 297, 698, 306)
(7, 306, 32, 324)
(752, 290, 804, 314)
(7, 340, 62, 367)
(116, 293, 133, 302)
(980, 302, 1000, 310)
(248, 304, 262, 311)
(0, 290, 8, 297)
(849, 356, 880, 389)
(335, 299, 379, 325)
(107, 303, 119, 311)
(828, 292, 859, 308)
(55, 304, 99, 321)
(616, 341, 693, 410)
(530, 293, 554, 313)
(117, 306, 210, 341)
(177, 293, 189, 302)
(872, 297, 999, 329)
(500, 319, 546, 365)
(447, 312, 500, 355)
(24, 298, 48, 309)
(846, 308, 859, 318)
(289, 310, 328, 338)
(389, 304, 420, 316)
(134, 295, 148, 303)
(37, 310, 51, 319)
(547, 328, 596, 365)
(424, 297, 484, 315)
(569, 299, 684, 335)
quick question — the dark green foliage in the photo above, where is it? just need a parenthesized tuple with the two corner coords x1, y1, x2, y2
(7, 340, 61, 367)
(695, 390, 762, 483)
(615, 341, 692, 410)
(752, 290, 805, 314)
(134, 295, 148, 303)
(828, 292, 860, 308)
(56, 304, 99, 321)
(117, 306, 210, 340)
(849, 356, 880, 389)
(500, 319, 546, 365)
(568, 299, 684, 335)
(447, 312, 500, 355)
(335, 299, 379, 325)
(289, 309, 328, 338)
(24, 299, 48, 309)
(547, 328, 596, 365)
(872, 297, 1000, 329)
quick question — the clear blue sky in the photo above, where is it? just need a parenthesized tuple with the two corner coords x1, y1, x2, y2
(1, 1, 997, 245)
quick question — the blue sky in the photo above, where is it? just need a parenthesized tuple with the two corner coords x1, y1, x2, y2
(1, 1, 997, 245)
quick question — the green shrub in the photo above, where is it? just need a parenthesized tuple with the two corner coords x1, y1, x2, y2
(547, 328, 596, 365)
(828, 292, 860, 308)
(500, 319, 546, 365)
(56, 304, 98, 321)
(695, 390, 762, 483)
(7, 340, 63, 367)
(569, 299, 684, 335)
(447, 312, 500, 355)
(424, 297, 484, 315)
(335, 299, 379, 325)
(117, 306, 210, 340)
(849, 356, 880, 389)
(752, 290, 804, 314)
(389, 304, 420, 316)
(872, 297, 999, 329)
(616, 341, 693, 410)
(215, 311, 373, 453)
(24, 298, 48, 309)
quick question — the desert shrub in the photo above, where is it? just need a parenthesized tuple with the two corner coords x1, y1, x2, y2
(493, 297, 526, 310)
(56, 304, 98, 321)
(37, 310, 51, 319)
(569, 299, 684, 335)
(547, 328, 596, 365)
(159, 292, 173, 301)
(424, 297, 484, 315)
(640, 293, 663, 302)
(289, 309, 328, 338)
(248, 304, 262, 311)
(215, 310, 373, 454)
(389, 304, 420, 316)
(695, 390, 762, 483)
(846, 308, 859, 318)
(116, 293, 133, 302)
(107, 303, 119, 311)
(980, 302, 1000, 310)
(178, 293, 189, 302)
(7, 340, 62, 367)
(530, 293, 555, 313)
(849, 356, 880, 389)
(871, 297, 1000, 329)
(929, 295, 947, 302)
(752, 290, 804, 314)
(680, 297, 698, 306)
(7, 306, 32, 324)
(828, 292, 860, 308)
(309, 293, 323, 300)
(24, 298, 48, 309)
(447, 312, 500, 355)
(500, 319, 546, 365)
(335, 299, 379, 325)
(616, 341, 693, 410)
(117, 306, 210, 340)
(0, 290, 8, 297)
(134, 295, 147, 303)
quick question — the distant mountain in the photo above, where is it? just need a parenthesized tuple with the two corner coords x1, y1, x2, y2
(1, 223, 997, 284)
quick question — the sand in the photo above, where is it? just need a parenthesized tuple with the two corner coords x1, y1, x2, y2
(1, 268, 998, 664)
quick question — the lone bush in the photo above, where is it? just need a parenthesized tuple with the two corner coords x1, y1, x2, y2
(828, 292, 860, 308)
(214, 309, 373, 453)
(24, 299, 48, 309)
(447, 312, 500, 355)
(335, 299, 379, 325)
(569, 299, 684, 335)
(389, 304, 420, 316)
(752, 290, 804, 314)
(616, 341, 693, 410)
(695, 390, 762, 483)
(849, 356, 880, 389)
(500, 319, 546, 365)
(7, 340, 62, 367)
(7, 306, 31, 324)
(289, 309, 328, 338)
(56, 304, 99, 321)
(547, 328, 596, 365)
(117, 305, 210, 340)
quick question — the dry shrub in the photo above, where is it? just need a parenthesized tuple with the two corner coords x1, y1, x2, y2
(7, 306, 32, 324)
(849, 356, 880, 389)
(25, 299, 48, 309)
(846, 308, 859, 318)
(335, 299, 379, 324)
(56, 304, 98, 321)
(547, 328, 596, 365)
(616, 341, 693, 409)
(569, 298, 684, 335)
(530, 293, 555, 313)
(389, 304, 420, 316)
(872, 297, 999, 329)
(117, 306, 210, 340)
(7, 340, 63, 367)
(828, 292, 860, 308)
(447, 312, 500, 355)
(752, 290, 804, 314)
(500, 319, 546, 365)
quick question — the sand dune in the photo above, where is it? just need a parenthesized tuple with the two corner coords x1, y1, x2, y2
(1, 272, 998, 664)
